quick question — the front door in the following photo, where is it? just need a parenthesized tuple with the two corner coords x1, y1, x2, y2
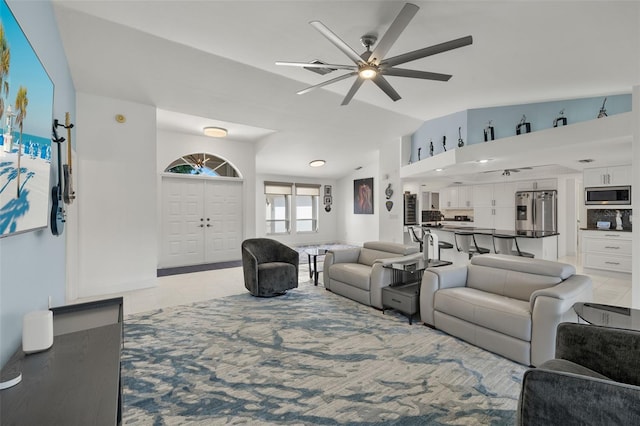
(160, 177, 243, 268)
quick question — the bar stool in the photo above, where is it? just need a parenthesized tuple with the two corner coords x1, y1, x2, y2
(438, 241, 454, 259)
(492, 234, 534, 258)
(407, 226, 424, 252)
(454, 231, 490, 259)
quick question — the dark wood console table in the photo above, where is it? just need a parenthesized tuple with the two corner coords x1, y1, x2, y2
(0, 297, 123, 425)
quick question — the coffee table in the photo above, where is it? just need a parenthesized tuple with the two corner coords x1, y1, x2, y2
(573, 302, 640, 331)
(305, 248, 327, 286)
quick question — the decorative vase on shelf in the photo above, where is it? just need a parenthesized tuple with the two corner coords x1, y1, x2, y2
(615, 210, 623, 230)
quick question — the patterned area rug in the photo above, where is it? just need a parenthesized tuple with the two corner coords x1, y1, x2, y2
(122, 281, 526, 425)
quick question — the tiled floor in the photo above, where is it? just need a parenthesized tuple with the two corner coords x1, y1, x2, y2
(559, 255, 633, 308)
(111, 254, 633, 316)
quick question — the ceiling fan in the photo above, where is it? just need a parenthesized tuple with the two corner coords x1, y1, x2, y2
(482, 167, 534, 176)
(276, 3, 473, 105)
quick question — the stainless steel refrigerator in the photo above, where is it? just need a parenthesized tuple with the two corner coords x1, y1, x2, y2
(515, 190, 557, 233)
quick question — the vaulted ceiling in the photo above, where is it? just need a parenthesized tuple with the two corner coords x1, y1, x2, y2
(52, 1, 640, 180)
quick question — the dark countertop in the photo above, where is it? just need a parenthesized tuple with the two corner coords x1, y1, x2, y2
(426, 225, 559, 238)
(579, 227, 632, 233)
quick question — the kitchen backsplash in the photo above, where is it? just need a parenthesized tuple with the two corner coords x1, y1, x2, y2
(440, 208, 474, 221)
(586, 209, 632, 230)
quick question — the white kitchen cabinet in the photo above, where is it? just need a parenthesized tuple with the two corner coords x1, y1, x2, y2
(583, 165, 631, 187)
(515, 179, 558, 191)
(473, 182, 516, 230)
(458, 186, 474, 208)
(473, 184, 493, 208)
(440, 187, 457, 208)
(440, 186, 473, 208)
(581, 230, 632, 273)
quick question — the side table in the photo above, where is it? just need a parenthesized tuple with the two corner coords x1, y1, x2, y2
(382, 282, 420, 324)
(305, 248, 327, 286)
(573, 302, 640, 331)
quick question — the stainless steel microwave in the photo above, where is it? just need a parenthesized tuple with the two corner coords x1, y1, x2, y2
(585, 186, 631, 205)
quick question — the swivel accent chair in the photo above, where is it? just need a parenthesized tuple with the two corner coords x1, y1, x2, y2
(241, 238, 299, 297)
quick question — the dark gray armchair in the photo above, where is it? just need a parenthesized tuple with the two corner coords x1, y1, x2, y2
(241, 238, 299, 297)
(517, 322, 640, 425)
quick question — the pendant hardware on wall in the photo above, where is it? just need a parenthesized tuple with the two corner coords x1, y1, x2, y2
(457, 126, 464, 147)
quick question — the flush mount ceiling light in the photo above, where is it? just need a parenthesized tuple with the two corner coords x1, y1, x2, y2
(477, 159, 490, 163)
(435, 168, 444, 172)
(309, 160, 326, 167)
(203, 126, 228, 138)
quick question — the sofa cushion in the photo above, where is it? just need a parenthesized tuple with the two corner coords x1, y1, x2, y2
(471, 254, 575, 280)
(363, 241, 418, 255)
(358, 248, 404, 266)
(435, 287, 532, 341)
(467, 264, 562, 301)
(329, 263, 372, 290)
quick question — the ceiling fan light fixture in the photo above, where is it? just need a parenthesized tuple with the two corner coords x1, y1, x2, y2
(358, 65, 378, 79)
(203, 126, 228, 138)
(309, 159, 326, 168)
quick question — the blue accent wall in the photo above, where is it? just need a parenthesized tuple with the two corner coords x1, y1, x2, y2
(410, 110, 468, 163)
(410, 94, 632, 159)
(0, 0, 75, 368)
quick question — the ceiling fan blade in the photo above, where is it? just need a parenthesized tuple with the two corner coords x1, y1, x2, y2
(382, 68, 452, 81)
(369, 3, 419, 65)
(341, 78, 365, 106)
(275, 61, 357, 71)
(310, 21, 364, 65)
(372, 75, 401, 102)
(382, 35, 473, 67)
(297, 72, 357, 95)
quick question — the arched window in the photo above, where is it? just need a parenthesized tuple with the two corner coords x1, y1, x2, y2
(164, 153, 240, 177)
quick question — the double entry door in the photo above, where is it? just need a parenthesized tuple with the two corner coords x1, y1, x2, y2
(161, 176, 243, 268)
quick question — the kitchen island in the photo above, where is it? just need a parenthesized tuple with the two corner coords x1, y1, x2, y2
(423, 225, 559, 262)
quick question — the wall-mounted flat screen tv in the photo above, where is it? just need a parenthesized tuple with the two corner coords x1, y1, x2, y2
(0, 0, 55, 237)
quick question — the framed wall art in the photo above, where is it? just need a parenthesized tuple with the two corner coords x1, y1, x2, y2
(0, 0, 55, 237)
(353, 177, 373, 215)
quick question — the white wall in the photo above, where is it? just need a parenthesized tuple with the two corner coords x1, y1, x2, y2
(157, 129, 256, 250)
(379, 137, 405, 244)
(556, 174, 582, 258)
(1, 0, 75, 367)
(255, 174, 337, 246)
(74, 93, 157, 298)
(336, 155, 380, 246)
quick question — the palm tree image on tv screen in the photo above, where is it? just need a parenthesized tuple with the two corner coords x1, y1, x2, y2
(0, 0, 55, 237)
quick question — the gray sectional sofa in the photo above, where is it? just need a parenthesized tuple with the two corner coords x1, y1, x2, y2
(420, 254, 592, 366)
(324, 241, 421, 309)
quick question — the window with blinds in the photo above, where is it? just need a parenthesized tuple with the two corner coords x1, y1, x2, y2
(295, 184, 320, 232)
(264, 182, 321, 234)
(265, 182, 292, 234)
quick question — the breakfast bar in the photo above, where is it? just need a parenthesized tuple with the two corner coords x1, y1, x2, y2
(424, 225, 559, 261)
